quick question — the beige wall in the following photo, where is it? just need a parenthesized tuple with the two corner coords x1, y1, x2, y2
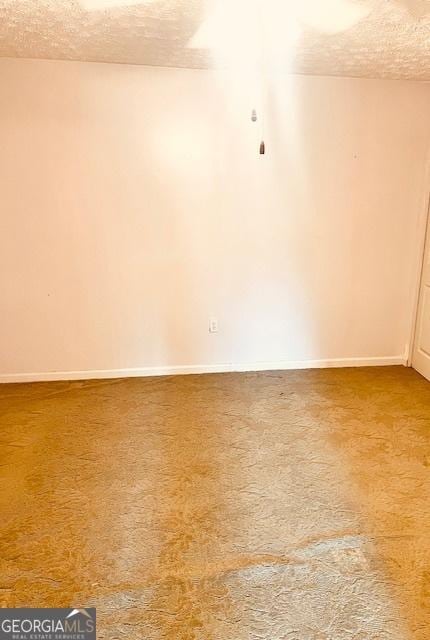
(1, 58, 429, 380)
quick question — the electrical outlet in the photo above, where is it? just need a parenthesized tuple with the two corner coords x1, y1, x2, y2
(209, 318, 218, 333)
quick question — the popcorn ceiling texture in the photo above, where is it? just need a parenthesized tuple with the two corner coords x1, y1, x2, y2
(0, 0, 428, 79)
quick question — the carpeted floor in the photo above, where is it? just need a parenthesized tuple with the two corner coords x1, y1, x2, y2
(0, 366, 429, 639)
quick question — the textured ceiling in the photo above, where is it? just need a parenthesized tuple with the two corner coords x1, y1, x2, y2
(0, 0, 429, 79)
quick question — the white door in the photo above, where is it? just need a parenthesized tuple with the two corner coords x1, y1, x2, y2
(413, 216, 430, 380)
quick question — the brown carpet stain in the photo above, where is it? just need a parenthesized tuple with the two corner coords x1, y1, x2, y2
(0, 366, 429, 639)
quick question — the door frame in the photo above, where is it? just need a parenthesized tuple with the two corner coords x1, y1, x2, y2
(408, 165, 430, 367)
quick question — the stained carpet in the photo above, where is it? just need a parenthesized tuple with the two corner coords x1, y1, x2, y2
(0, 366, 429, 639)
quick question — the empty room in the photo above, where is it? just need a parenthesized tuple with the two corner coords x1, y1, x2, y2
(0, 1, 429, 638)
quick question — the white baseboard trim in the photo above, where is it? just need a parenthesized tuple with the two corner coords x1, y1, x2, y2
(0, 356, 407, 384)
